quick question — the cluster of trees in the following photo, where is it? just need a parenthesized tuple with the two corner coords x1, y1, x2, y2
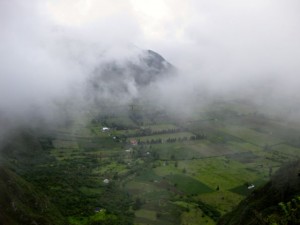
(138, 138, 163, 145)
(127, 128, 183, 138)
(2, 130, 136, 225)
(134, 134, 207, 145)
(108, 123, 137, 130)
(197, 200, 221, 222)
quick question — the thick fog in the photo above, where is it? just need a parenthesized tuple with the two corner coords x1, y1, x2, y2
(1, 0, 300, 131)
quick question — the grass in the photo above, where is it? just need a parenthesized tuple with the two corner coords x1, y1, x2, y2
(217, 125, 283, 146)
(271, 144, 300, 157)
(105, 116, 137, 128)
(186, 141, 233, 157)
(14, 101, 300, 225)
(142, 190, 170, 201)
(226, 151, 258, 163)
(68, 217, 89, 225)
(125, 181, 161, 195)
(198, 191, 245, 214)
(183, 157, 259, 190)
(112, 129, 138, 137)
(79, 186, 103, 196)
(92, 162, 128, 175)
(151, 143, 199, 160)
(167, 174, 214, 195)
(134, 132, 195, 142)
(135, 169, 161, 182)
(143, 124, 178, 131)
(226, 141, 261, 153)
(150, 140, 232, 160)
(52, 140, 79, 149)
(51, 148, 84, 161)
(135, 209, 157, 221)
(153, 162, 183, 177)
(180, 206, 215, 225)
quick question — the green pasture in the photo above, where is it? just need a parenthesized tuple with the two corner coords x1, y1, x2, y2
(150, 142, 199, 160)
(104, 116, 137, 127)
(134, 132, 195, 142)
(135, 209, 157, 221)
(167, 174, 214, 195)
(89, 126, 110, 137)
(141, 190, 170, 201)
(51, 148, 84, 161)
(143, 124, 178, 131)
(198, 190, 244, 215)
(135, 168, 161, 182)
(226, 141, 261, 153)
(217, 125, 283, 146)
(112, 129, 138, 137)
(229, 179, 266, 196)
(151, 139, 241, 160)
(181, 206, 215, 225)
(92, 162, 128, 175)
(52, 140, 80, 149)
(125, 181, 161, 196)
(152, 162, 183, 177)
(185, 141, 234, 157)
(34, 101, 300, 225)
(79, 186, 103, 196)
(271, 144, 300, 157)
(77, 136, 123, 151)
(182, 157, 259, 190)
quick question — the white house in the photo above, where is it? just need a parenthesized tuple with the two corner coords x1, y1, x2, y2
(247, 184, 255, 189)
(102, 127, 110, 132)
(103, 179, 110, 184)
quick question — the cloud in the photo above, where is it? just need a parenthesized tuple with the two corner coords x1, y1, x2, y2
(143, 1, 300, 103)
(0, 0, 139, 121)
(0, 0, 300, 127)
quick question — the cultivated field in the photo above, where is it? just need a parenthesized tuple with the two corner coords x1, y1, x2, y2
(32, 100, 300, 224)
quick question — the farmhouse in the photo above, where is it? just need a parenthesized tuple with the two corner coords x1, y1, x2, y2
(103, 179, 110, 184)
(102, 127, 110, 132)
(130, 139, 138, 145)
(248, 184, 255, 189)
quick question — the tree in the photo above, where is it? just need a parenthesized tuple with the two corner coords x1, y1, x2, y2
(132, 197, 143, 210)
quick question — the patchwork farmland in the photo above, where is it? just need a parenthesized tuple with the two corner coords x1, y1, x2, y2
(24, 100, 300, 224)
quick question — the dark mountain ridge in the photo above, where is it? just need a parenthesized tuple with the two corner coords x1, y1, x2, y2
(87, 49, 175, 102)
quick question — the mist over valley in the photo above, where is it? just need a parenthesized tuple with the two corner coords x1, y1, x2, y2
(1, 1, 300, 225)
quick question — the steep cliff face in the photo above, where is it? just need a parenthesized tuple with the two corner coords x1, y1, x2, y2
(218, 161, 300, 225)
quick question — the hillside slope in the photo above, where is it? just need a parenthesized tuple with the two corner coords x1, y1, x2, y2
(0, 166, 66, 225)
(218, 160, 300, 225)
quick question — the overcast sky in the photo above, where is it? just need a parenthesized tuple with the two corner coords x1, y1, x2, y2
(1, 0, 300, 122)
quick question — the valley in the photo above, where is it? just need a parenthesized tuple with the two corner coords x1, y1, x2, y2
(3, 99, 300, 224)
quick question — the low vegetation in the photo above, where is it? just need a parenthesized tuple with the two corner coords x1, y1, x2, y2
(1, 100, 300, 224)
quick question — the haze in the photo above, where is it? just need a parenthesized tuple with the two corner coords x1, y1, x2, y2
(1, 0, 300, 124)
